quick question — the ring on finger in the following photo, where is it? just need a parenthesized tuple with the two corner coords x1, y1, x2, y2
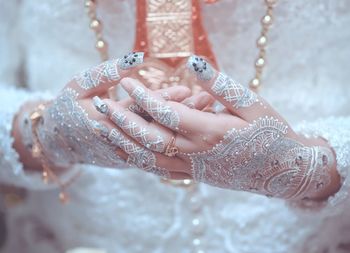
(164, 134, 179, 157)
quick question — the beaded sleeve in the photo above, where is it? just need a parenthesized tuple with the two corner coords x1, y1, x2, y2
(0, 83, 55, 190)
(294, 116, 350, 215)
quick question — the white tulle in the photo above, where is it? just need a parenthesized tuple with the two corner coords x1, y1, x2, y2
(1, 0, 350, 253)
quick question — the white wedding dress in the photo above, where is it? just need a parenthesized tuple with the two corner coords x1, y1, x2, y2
(1, 1, 350, 252)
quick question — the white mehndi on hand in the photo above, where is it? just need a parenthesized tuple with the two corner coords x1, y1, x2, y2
(131, 86, 180, 131)
(107, 128, 170, 178)
(188, 116, 334, 199)
(212, 73, 259, 109)
(90, 91, 170, 177)
(111, 111, 165, 152)
(37, 88, 124, 168)
(32, 53, 144, 169)
(187, 55, 258, 109)
(186, 55, 335, 200)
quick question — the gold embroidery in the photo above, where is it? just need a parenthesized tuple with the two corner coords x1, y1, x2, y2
(146, 0, 194, 58)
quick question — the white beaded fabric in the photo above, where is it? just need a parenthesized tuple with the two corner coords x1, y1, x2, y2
(0, 1, 350, 253)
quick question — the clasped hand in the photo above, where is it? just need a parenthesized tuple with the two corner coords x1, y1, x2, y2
(29, 52, 339, 201)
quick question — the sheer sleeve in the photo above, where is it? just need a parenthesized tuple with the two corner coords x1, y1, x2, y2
(293, 116, 350, 215)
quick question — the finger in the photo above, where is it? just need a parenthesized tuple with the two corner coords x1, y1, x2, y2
(118, 85, 192, 119)
(181, 91, 214, 110)
(105, 97, 200, 156)
(88, 98, 157, 170)
(69, 52, 144, 99)
(120, 77, 218, 135)
(109, 105, 170, 153)
(108, 101, 209, 154)
(103, 86, 191, 153)
(91, 98, 191, 174)
(186, 55, 284, 123)
(108, 128, 190, 175)
(91, 118, 191, 178)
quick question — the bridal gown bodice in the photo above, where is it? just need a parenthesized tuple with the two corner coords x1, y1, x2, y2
(1, 1, 350, 253)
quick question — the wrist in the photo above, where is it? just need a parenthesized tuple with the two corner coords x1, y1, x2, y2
(12, 101, 45, 171)
(298, 135, 341, 201)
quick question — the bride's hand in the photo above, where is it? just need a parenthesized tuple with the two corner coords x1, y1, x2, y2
(97, 55, 341, 201)
(18, 52, 194, 175)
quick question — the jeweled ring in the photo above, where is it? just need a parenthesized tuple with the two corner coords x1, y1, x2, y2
(164, 135, 179, 157)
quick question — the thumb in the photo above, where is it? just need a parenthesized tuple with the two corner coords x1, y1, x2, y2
(67, 52, 144, 98)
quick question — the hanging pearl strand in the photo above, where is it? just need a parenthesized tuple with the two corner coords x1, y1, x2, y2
(249, 0, 277, 90)
(85, 0, 109, 61)
(187, 183, 207, 253)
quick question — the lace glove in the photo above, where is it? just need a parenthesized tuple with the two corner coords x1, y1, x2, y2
(21, 53, 146, 170)
(99, 55, 340, 201)
(18, 52, 195, 180)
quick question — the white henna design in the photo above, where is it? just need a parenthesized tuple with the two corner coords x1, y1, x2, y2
(111, 111, 165, 152)
(132, 87, 180, 130)
(212, 73, 259, 109)
(108, 128, 156, 171)
(75, 52, 144, 90)
(188, 117, 334, 200)
(36, 88, 124, 168)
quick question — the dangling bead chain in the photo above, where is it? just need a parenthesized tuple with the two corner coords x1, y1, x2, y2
(85, 0, 109, 61)
(249, 0, 277, 90)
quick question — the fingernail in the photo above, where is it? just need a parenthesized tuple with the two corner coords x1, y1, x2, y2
(92, 96, 109, 115)
(118, 52, 144, 70)
(186, 55, 214, 81)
